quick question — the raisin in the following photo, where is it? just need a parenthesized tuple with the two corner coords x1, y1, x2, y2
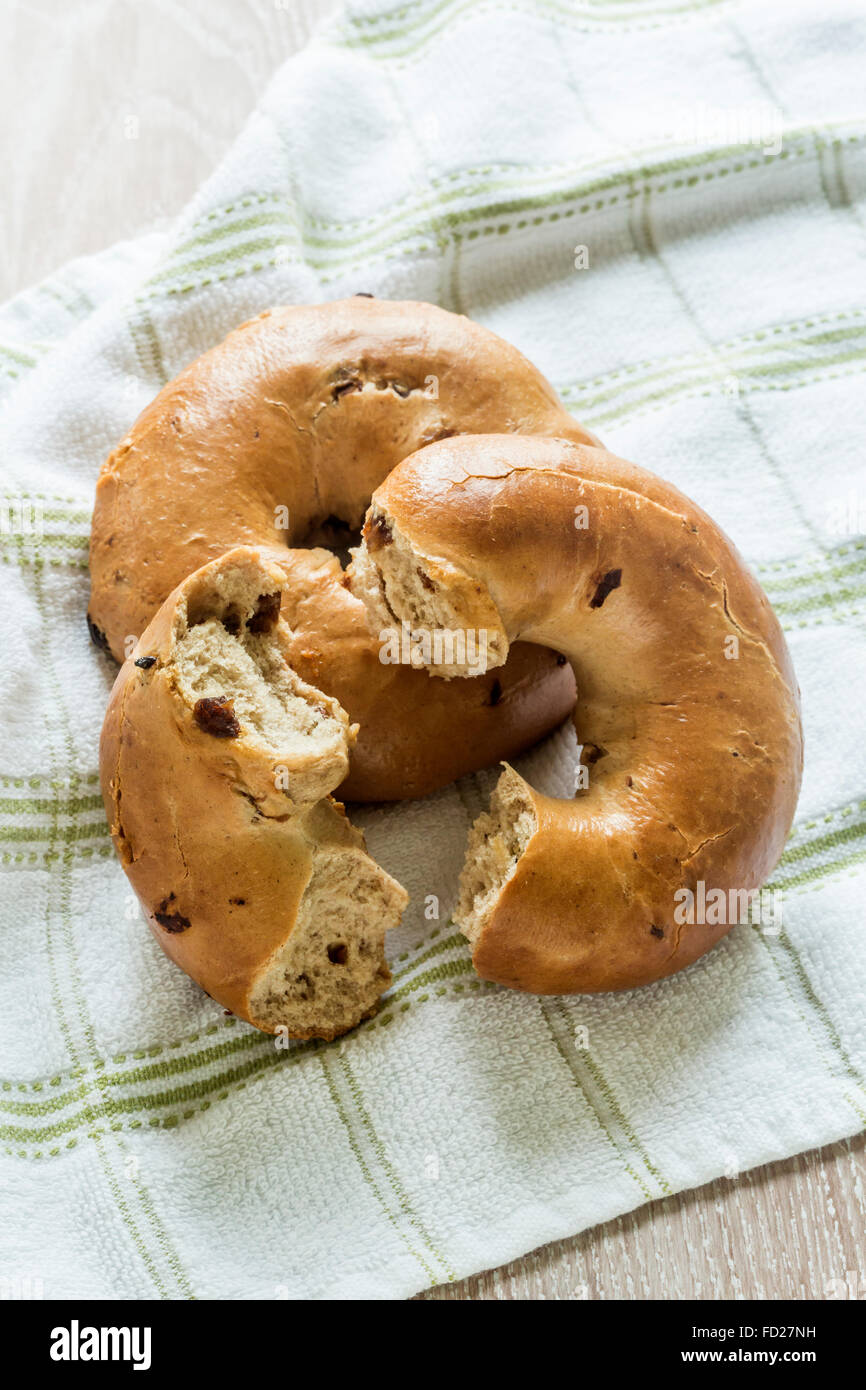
(155, 896, 191, 933)
(589, 568, 622, 609)
(580, 743, 607, 765)
(332, 370, 362, 400)
(134, 655, 156, 669)
(86, 614, 110, 651)
(364, 514, 393, 551)
(246, 591, 281, 633)
(194, 696, 241, 738)
(238, 790, 262, 821)
(419, 426, 458, 447)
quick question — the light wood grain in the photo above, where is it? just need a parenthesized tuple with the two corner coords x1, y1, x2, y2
(0, 0, 339, 299)
(419, 1134, 866, 1300)
(3, 0, 863, 1301)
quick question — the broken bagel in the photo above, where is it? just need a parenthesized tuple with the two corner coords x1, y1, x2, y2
(353, 434, 803, 994)
(99, 547, 407, 1040)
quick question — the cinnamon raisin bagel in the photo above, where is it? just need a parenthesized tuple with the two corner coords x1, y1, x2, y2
(100, 546, 407, 1040)
(88, 298, 593, 801)
(353, 434, 803, 994)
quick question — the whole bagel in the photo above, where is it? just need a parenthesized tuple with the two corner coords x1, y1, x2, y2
(88, 298, 594, 801)
(354, 434, 803, 994)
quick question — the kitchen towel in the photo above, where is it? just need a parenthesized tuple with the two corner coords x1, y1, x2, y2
(1, 0, 865, 1300)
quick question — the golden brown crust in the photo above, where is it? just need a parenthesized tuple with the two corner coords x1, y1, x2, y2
(89, 298, 595, 800)
(358, 434, 803, 994)
(100, 547, 407, 1038)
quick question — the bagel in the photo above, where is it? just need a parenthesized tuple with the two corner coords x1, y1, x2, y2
(353, 434, 803, 994)
(100, 545, 407, 1040)
(88, 297, 594, 800)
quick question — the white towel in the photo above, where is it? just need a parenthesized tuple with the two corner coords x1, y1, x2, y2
(1, 0, 865, 1300)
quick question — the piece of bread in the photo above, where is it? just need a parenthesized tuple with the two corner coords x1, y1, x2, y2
(99, 546, 407, 1039)
(272, 546, 575, 801)
(353, 434, 803, 994)
(88, 297, 596, 801)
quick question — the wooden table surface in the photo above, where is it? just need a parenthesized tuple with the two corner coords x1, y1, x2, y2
(4, 0, 863, 1301)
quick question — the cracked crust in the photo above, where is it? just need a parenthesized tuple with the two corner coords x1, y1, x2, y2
(354, 434, 803, 994)
(99, 546, 407, 1038)
(88, 298, 597, 801)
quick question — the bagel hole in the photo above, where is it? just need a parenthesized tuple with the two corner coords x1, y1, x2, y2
(306, 514, 363, 567)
